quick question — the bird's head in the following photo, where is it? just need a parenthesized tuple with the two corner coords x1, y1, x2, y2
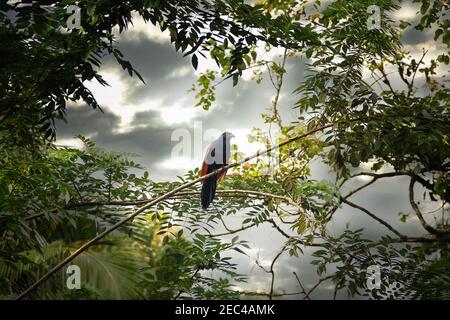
(222, 131, 235, 141)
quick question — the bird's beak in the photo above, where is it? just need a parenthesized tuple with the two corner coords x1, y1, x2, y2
(230, 133, 235, 138)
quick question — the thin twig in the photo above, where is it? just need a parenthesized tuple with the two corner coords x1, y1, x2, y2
(270, 48, 288, 130)
(408, 49, 428, 97)
(342, 198, 405, 239)
(304, 275, 333, 298)
(269, 242, 289, 300)
(409, 177, 448, 236)
(293, 271, 310, 300)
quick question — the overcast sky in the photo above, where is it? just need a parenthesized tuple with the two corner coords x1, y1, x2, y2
(55, 2, 447, 299)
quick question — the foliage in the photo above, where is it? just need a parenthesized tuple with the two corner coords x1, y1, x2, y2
(191, 0, 449, 299)
(0, 0, 318, 143)
(312, 230, 450, 299)
(0, 135, 251, 299)
(139, 234, 245, 299)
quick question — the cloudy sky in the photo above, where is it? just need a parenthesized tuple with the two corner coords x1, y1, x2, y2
(55, 2, 447, 299)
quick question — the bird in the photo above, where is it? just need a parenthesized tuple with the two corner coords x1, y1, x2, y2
(200, 132, 235, 209)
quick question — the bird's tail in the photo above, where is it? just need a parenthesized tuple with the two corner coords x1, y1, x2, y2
(201, 175, 217, 209)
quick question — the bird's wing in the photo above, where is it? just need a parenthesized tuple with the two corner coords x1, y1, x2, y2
(200, 144, 213, 181)
(201, 138, 230, 184)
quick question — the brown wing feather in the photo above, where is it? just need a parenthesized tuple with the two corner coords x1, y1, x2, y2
(200, 144, 212, 183)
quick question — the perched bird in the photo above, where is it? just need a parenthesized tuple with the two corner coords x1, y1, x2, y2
(200, 132, 235, 209)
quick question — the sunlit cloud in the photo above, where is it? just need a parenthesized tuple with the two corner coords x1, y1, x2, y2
(115, 14, 171, 44)
(166, 65, 193, 79)
(231, 128, 262, 155)
(159, 157, 199, 171)
(85, 72, 173, 133)
(392, 3, 420, 21)
(86, 72, 124, 111)
(159, 102, 200, 125)
(55, 137, 85, 149)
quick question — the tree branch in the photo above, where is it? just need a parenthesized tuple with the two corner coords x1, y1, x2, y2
(207, 219, 258, 237)
(269, 241, 289, 300)
(24, 189, 308, 221)
(408, 49, 427, 97)
(409, 177, 448, 236)
(303, 275, 334, 299)
(293, 271, 310, 300)
(270, 48, 288, 130)
(341, 199, 406, 239)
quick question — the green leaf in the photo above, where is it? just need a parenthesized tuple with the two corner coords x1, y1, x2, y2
(192, 54, 199, 70)
(232, 74, 239, 87)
